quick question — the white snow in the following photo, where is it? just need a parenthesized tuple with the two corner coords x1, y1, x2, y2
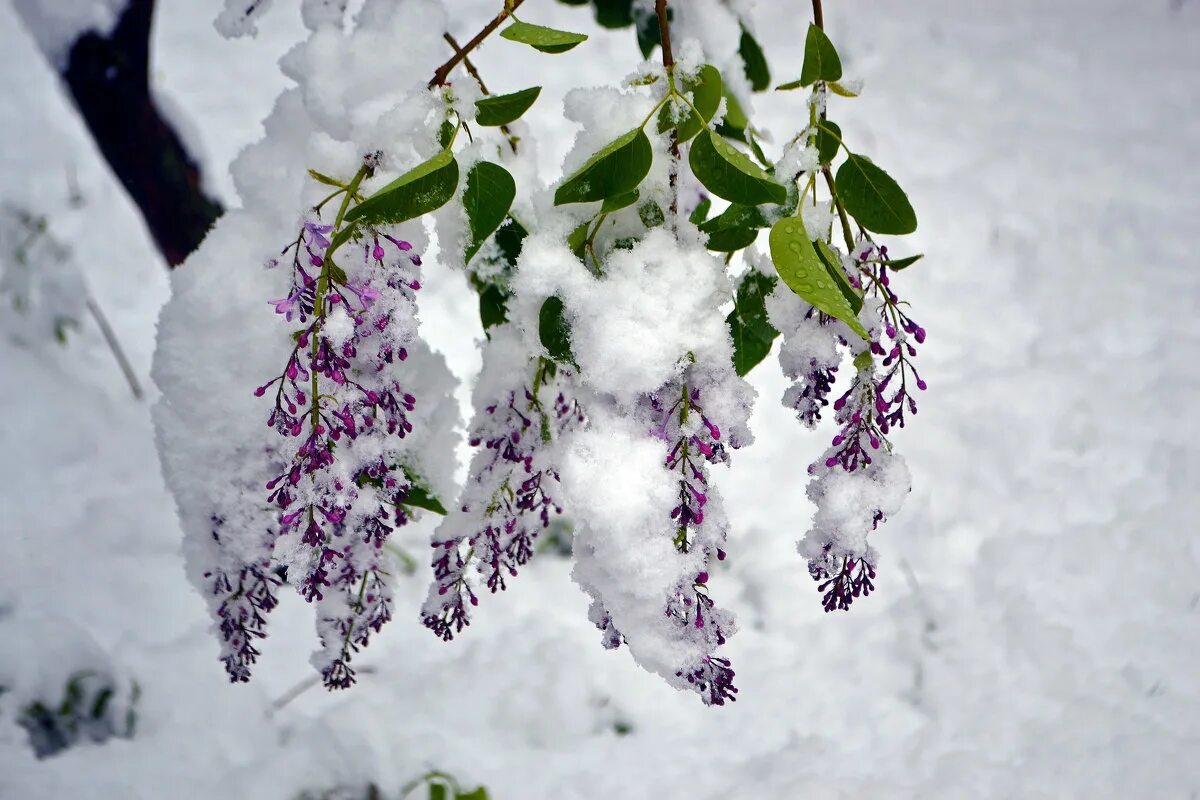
(3, 0, 1200, 796)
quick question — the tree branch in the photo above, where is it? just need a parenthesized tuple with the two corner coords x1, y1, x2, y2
(656, 0, 680, 222)
(428, 0, 525, 89)
(811, 0, 824, 29)
(443, 32, 519, 153)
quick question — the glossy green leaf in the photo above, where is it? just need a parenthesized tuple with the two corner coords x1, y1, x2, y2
(477, 283, 509, 330)
(815, 239, 862, 314)
(429, 783, 448, 800)
(699, 203, 768, 251)
(601, 189, 639, 214)
(698, 203, 769, 233)
(500, 20, 588, 53)
(463, 161, 516, 264)
(437, 119, 455, 148)
(706, 226, 758, 252)
(884, 253, 924, 270)
(539, 296, 575, 365)
(494, 216, 527, 265)
(853, 350, 874, 370)
(592, 0, 633, 28)
(568, 221, 589, 260)
(475, 86, 542, 126)
(835, 154, 917, 235)
(769, 217, 868, 339)
(800, 23, 842, 86)
(726, 271, 779, 376)
(688, 197, 712, 225)
(689, 129, 787, 206)
(554, 128, 652, 205)
(739, 25, 771, 92)
(816, 119, 841, 165)
(344, 149, 458, 227)
(657, 64, 722, 143)
(399, 468, 448, 515)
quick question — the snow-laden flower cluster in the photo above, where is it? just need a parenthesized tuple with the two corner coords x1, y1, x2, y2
(509, 215, 755, 704)
(245, 213, 425, 687)
(422, 329, 584, 641)
(770, 239, 923, 612)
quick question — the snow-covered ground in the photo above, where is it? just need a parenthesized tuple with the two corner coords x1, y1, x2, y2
(2, 0, 1199, 797)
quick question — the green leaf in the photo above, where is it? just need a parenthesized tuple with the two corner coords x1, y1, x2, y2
(698, 203, 769, 233)
(568, 221, 589, 260)
(884, 253, 923, 270)
(429, 783, 448, 800)
(853, 350, 873, 370)
(500, 20, 588, 53)
(739, 25, 771, 92)
(815, 239, 862, 314)
(688, 197, 712, 225)
(539, 296, 575, 365)
(689, 129, 787, 206)
(638, 200, 665, 228)
(494, 216, 527, 265)
(437, 119, 455, 149)
(554, 128, 652, 205)
(657, 64, 722, 143)
(601, 189, 639, 214)
(722, 90, 749, 131)
(828, 80, 859, 98)
(475, 86, 542, 126)
(800, 23, 842, 86)
(400, 467, 448, 515)
(815, 120, 841, 165)
(699, 203, 768, 252)
(463, 161, 516, 264)
(706, 226, 759, 252)
(769, 217, 868, 339)
(344, 149, 458, 227)
(726, 271, 779, 376)
(477, 283, 509, 330)
(593, 0, 633, 28)
(775, 78, 804, 92)
(307, 169, 346, 189)
(834, 154, 917, 235)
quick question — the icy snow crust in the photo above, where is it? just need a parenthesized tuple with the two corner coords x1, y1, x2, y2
(3, 0, 1200, 797)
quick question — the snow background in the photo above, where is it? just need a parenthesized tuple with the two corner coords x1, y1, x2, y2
(2, 0, 1198, 797)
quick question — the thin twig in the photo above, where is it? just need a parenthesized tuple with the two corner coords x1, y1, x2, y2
(823, 167, 855, 253)
(656, 0, 681, 224)
(811, 0, 824, 29)
(443, 32, 519, 154)
(85, 296, 143, 400)
(267, 666, 378, 717)
(428, 0, 525, 89)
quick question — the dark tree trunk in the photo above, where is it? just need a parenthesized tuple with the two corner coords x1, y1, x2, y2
(63, 0, 223, 266)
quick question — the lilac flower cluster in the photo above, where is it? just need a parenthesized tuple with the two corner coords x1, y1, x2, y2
(858, 242, 928, 434)
(232, 208, 426, 688)
(206, 512, 282, 682)
(422, 361, 584, 642)
(786, 241, 922, 615)
(648, 380, 740, 705)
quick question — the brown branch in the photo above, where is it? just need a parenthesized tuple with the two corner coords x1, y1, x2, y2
(442, 32, 519, 154)
(656, 0, 675, 68)
(656, 0, 680, 222)
(811, 0, 824, 29)
(444, 32, 491, 94)
(428, 0, 525, 89)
